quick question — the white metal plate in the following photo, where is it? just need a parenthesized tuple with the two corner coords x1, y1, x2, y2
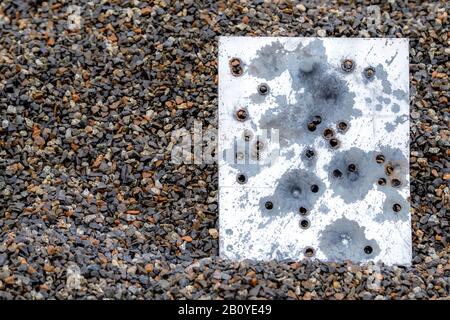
(218, 37, 411, 265)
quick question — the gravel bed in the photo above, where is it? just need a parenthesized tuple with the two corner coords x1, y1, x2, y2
(0, 0, 448, 299)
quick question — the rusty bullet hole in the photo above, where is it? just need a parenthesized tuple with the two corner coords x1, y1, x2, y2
(329, 138, 340, 149)
(265, 201, 273, 210)
(337, 121, 348, 133)
(341, 59, 355, 72)
(364, 67, 375, 79)
(393, 203, 402, 212)
(312, 115, 322, 125)
(310, 184, 319, 193)
(377, 178, 386, 186)
(229, 57, 243, 76)
(300, 218, 310, 229)
(364, 245, 373, 254)
(376, 154, 385, 164)
(333, 169, 343, 178)
(348, 163, 357, 172)
(385, 164, 394, 176)
(304, 247, 315, 257)
(323, 128, 334, 139)
(257, 83, 269, 95)
(305, 149, 315, 159)
(299, 207, 308, 215)
(307, 122, 317, 132)
(236, 109, 248, 121)
(236, 173, 247, 184)
(391, 178, 402, 188)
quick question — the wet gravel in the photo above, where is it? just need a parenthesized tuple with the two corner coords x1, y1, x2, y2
(0, 0, 449, 300)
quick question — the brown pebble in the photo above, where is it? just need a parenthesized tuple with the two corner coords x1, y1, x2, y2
(40, 284, 50, 291)
(27, 265, 37, 274)
(126, 210, 140, 215)
(141, 7, 152, 16)
(181, 236, 193, 242)
(85, 126, 93, 134)
(417, 158, 428, 167)
(208, 228, 218, 239)
(47, 245, 57, 255)
(335, 292, 345, 300)
(43, 263, 54, 272)
(4, 276, 14, 285)
(287, 290, 297, 299)
(332, 280, 341, 289)
(72, 92, 80, 102)
(303, 292, 312, 300)
(145, 263, 154, 273)
(93, 154, 104, 168)
(175, 96, 183, 104)
(33, 136, 46, 146)
(108, 33, 118, 42)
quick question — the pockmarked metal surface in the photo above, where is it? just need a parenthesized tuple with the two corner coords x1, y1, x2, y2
(218, 37, 411, 265)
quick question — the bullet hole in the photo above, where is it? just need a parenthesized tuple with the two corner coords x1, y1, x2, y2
(333, 169, 343, 178)
(242, 129, 253, 142)
(364, 245, 373, 254)
(312, 115, 322, 125)
(307, 122, 317, 132)
(307, 115, 322, 132)
(377, 178, 386, 186)
(385, 164, 394, 176)
(393, 203, 402, 212)
(337, 121, 349, 133)
(391, 178, 402, 188)
(347, 163, 357, 172)
(257, 83, 269, 95)
(376, 154, 385, 164)
(341, 59, 354, 72)
(329, 138, 340, 149)
(235, 152, 244, 161)
(304, 247, 315, 257)
(229, 57, 243, 76)
(300, 218, 310, 229)
(364, 67, 375, 79)
(236, 109, 248, 121)
(291, 187, 302, 198)
(310, 184, 319, 193)
(265, 201, 273, 210)
(305, 149, 315, 159)
(323, 128, 335, 139)
(236, 173, 247, 184)
(299, 207, 308, 215)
